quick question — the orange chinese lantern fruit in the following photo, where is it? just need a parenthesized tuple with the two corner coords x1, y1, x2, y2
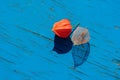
(52, 19, 72, 38)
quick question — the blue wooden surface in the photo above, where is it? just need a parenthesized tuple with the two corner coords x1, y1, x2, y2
(0, 0, 120, 80)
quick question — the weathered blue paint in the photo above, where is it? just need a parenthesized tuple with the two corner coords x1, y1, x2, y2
(0, 0, 120, 80)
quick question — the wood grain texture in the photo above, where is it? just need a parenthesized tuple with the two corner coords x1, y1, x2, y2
(0, 0, 120, 80)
